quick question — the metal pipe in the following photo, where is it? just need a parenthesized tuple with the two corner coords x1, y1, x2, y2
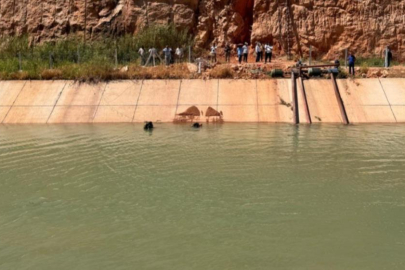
(291, 72, 299, 124)
(300, 64, 340, 69)
(330, 73, 349, 125)
(298, 77, 311, 124)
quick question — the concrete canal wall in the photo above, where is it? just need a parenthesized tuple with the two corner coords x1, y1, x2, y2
(0, 79, 404, 124)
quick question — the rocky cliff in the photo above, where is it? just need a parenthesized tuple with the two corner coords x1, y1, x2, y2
(1, 0, 404, 59)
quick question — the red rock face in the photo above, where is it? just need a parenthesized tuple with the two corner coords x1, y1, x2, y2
(1, 0, 404, 59)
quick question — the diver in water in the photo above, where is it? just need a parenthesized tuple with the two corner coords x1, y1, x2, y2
(193, 123, 202, 128)
(144, 121, 154, 130)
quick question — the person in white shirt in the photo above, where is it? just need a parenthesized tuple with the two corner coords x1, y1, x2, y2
(175, 47, 183, 63)
(210, 43, 217, 63)
(242, 42, 249, 63)
(138, 46, 145, 65)
(162, 45, 172, 66)
(264, 43, 273, 63)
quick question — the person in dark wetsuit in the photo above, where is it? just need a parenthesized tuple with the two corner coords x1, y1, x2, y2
(144, 122, 154, 130)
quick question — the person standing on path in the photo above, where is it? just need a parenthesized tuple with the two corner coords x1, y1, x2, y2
(237, 44, 243, 64)
(264, 43, 273, 63)
(138, 46, 145, 65)
(260, 43, 264, 62)
(348, 53, 356, 76)
(255, 42, 262, 62)
(210, 43, 217, 63)
(162, 45, 172, 66)
(387, 47, 393, 67)
(243, 42, 249, 63)
(224, 43, 231, 63)
(175, 47, 183, 63)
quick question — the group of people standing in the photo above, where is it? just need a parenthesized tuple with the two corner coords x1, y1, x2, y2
(209, 42, 274, 64)
(138, 44, 394, 75)
(138, 46, 185, 66)
(254, 42, 274, 64)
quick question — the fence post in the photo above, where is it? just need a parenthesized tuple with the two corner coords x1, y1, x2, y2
(49, 52, 54, 69)
(115, 48, 118, 69)
(384, 46, 388, 68)
(77, 46, 80, 64)
(188, 46, 191, 63)
(345, 49, 348, 68)
(18, 52, 22, 72)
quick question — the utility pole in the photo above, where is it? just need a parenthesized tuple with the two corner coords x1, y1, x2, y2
(115, 48, 118, 69)
(18, 52, 22, 72)
(345, 49, 348, 68)
(77, 46, 80, 64)
(286, 0, 291, 60)
(84, 0, 87, 44)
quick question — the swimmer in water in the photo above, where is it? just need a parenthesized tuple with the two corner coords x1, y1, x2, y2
(144, 121, 154, 130)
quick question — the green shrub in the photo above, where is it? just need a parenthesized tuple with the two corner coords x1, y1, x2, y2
(0, 24, 194, 80)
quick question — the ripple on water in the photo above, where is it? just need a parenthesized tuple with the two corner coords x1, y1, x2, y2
(0, 123, 405, 270)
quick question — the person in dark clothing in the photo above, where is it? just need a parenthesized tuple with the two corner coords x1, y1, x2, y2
(348, 53, 356, 76)
(387, 48, 393, 67)
(334, 59, 340, 67)
(264, 43, 273, 63)
(255, 42, 262, 63)
(224, 43, 231, 63)
(243, 43, 249, 63)
(237, 44, 243, 64)
(144, 122, 154, 130)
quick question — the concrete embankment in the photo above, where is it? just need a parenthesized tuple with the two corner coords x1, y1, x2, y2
(0, 79, 404, 124)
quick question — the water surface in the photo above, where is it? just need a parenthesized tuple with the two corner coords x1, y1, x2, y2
(0, 124, 404, 270)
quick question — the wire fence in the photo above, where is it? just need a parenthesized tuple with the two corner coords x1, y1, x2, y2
(0, 45, 198, 74)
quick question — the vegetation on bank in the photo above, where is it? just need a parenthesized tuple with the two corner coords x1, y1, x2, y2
(0, 24, 194, 81)
(0, 25, 403, 81)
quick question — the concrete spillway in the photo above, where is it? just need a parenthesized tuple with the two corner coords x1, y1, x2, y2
(0, 79, 404, 124)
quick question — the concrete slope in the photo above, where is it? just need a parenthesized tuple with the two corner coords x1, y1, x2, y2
(379, 78, 405, 122)
(133, 80, 180, 123)
(0, 81, 27, 122)
(3, 81, 67, 124)
(304, 80, 343, 123)
(337, 79, 396, 123)
(218, 80, 257, 122)
(48, 82, 106, 123)
(94, 80, 142, 123)
(257, 79, 293, 123)
(1, 79, 405, 124)
(176, 79, 218, 123)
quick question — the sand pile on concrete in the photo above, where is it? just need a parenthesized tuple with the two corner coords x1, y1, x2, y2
(205, 107, 221, 117)
(178, 106, 200, 116)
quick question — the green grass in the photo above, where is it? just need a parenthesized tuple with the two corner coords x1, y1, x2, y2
(0, 24, 194, 81)
(337, 57, 399, 68)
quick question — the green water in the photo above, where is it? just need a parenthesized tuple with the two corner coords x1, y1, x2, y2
(0, 124, 404, 270)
